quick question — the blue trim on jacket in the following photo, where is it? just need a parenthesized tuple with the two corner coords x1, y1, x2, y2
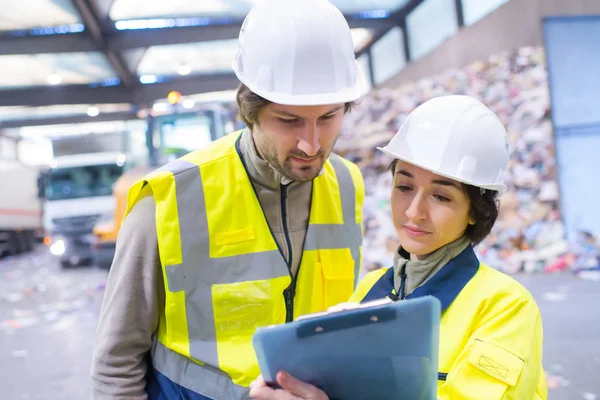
(146, 366, 213, 400)
(361, 245, 480, 312)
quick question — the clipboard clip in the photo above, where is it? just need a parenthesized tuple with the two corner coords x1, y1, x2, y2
(295, 298, 396, 338)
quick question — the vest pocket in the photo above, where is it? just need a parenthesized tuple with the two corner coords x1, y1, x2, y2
(211, 276, 290, 387)
(215, 227, 256, 246)
(212, 280, 275, 333)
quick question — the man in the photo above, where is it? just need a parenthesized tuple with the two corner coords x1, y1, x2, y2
(91, 0, 367, 399)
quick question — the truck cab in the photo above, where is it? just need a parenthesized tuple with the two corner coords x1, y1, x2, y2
(41, 152, 127, 267)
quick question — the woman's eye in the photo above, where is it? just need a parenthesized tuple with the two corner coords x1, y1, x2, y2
(434, 194, 451, 203)
(395, 185, 411, 192)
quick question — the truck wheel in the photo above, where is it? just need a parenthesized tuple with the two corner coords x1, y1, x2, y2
(7, 232, 22, 255)
(17, 231, 33, 253)
(14, 231, 34, 254)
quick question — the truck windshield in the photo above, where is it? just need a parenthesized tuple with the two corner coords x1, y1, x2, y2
(45, 164, 124, 201)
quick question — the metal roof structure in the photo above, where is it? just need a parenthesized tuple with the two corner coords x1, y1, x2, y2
(0, 0, 469, 128)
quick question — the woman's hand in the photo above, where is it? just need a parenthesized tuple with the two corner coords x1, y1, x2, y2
(249, 372, 329, 400)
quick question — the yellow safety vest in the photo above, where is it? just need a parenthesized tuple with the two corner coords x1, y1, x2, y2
(350, 245, 548, 400)
(126, 130, 364, 399)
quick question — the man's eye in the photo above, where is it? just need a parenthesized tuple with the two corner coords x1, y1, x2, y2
(279, 118, 298, 125)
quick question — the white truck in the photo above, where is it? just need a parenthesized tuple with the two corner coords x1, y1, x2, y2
(0, 160, 43, 256)
(40, 152, 127, 267)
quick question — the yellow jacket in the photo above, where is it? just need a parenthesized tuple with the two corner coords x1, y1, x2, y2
(350, 245, 548, 400)
(125, 131, 364, 399)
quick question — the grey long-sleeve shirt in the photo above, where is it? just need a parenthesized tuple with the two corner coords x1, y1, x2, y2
(91, 130, 312, 398)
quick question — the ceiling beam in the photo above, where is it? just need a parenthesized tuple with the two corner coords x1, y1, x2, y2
(108, 24, 243, 51)
(0, 73, 240, 107)
(0, 85, 134, 107)
(454, 0, 465, 28)
(0, 110, 139, 129)
(71, 0, 135, 87)
(110, 17, 393, 51)
(389, 0, 425, 21)
(0, 34, 97, 55)
(0, 17, 393, 56)
(132, 73, 239, 105)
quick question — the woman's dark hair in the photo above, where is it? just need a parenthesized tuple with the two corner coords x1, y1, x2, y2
(389, 159, 499, 245)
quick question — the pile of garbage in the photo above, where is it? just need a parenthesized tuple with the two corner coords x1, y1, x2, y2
(337, 46, 600, 277)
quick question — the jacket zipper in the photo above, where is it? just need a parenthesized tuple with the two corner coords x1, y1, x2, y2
(280, 183, 295, 322)
(388, 267, 408, 302)
(399, 267, 407, 300)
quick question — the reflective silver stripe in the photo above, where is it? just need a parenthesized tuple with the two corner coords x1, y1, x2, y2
(152, 339, 250, 400)
(304, 155, 362, 279)
(303, 224, 362, 250)
(154, 159, 197, 175)
(330, 155, 363, 279)
(167, 251, 287, 292)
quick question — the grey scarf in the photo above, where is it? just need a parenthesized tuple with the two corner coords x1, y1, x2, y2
(393, 236, 471, 298)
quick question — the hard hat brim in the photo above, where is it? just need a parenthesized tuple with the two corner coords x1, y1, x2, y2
(232, 61, 369, 106)
(377, 146, 508, 195)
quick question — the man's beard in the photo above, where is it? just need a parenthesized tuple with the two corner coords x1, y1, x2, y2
(266, 149, 326, 182)
(253, 129, 339, 182)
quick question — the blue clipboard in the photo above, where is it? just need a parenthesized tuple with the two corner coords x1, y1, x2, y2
(252, 296, 441, 400)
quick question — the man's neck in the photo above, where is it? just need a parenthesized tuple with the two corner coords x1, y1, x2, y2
(239, 129, 292, 189)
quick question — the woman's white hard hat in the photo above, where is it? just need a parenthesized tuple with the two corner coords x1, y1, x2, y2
(378, 95, 510, 194)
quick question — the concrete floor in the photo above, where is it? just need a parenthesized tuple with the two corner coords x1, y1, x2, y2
(0, 246, 598, 399)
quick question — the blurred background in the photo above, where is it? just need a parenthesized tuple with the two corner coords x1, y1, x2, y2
(0, 0, 599, 399)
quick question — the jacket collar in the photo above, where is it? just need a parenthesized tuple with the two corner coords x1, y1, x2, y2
(238, 128, 289, 190)
(362, 245, 480, 312)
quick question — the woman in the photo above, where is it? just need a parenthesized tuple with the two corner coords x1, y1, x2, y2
(250, 95, 548, 400)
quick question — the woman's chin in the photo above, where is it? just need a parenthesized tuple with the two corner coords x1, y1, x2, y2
(399, 237, 435, 258)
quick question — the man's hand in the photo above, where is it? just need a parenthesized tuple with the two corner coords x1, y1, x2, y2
(249, 372, 329, 400)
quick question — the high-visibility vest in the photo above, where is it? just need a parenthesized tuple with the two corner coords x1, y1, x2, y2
(126, 131, 364, 399)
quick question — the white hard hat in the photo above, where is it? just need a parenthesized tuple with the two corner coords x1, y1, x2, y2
(232, 0, 368, 105)
(378, 95, 510, 194)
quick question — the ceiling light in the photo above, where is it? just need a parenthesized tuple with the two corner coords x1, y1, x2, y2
(167, 91, 182, 105)
(140, 74, 158, 84)
(153, 103, 168, 112)
(116, 153, 127, 167)
(182, 99, 195, 109)
(87, 106, 100, 117)
(177, 64, 192, 76)
(47, 74, 62, 85)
